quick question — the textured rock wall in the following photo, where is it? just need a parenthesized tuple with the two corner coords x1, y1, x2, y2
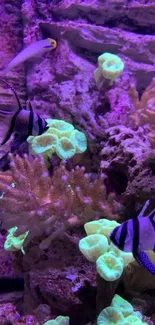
(0, 0, 26, 108)
(0, 0, 26, 156)
(0, 0, 154, 192)
(20, 0, 155, 142)
(1, 0, 155, 146)
(1, 1, 155, 321)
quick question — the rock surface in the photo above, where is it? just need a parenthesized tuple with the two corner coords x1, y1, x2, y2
(21, 233, 96, 321)
(0, 0, 155, 323)
(21, 0, 155, 142)
(100, 125, 155, 216)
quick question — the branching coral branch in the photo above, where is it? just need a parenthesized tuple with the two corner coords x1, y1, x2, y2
(0, 154, 119, 249)
(129, 79, 155, 146)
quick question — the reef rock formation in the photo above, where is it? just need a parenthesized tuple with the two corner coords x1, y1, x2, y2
(100, 125, 155, 216)
(20, 233, 96, 323)
(21, 0, 155, 142)
(0, 0, 155, 323)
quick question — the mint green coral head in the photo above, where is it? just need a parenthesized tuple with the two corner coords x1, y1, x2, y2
(27, 119, 87, 162)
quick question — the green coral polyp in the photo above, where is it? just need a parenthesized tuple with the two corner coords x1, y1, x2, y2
(97, 306, 124, 325)
(79, 219, 134, 281)
(43, 316, 69, 325)
(96, 252, 124, 281)
(124, 315, 143, 325)
(110, 242, 134, 266)
(111, 294, 134, 317)
(99, 52, 124, 81)
(97, 295, 148, 325)
(56, 137, 76, 159)
(4, 226, 29, 254)
(94, 52, 124, 87)
(84, 219, 120, 238)
(27, 119, 87, 161)
(79, 234, 109, 262)
(30, 134, 58, 154)
(71, 129, 87, 153)
(46, 119, 74, 134)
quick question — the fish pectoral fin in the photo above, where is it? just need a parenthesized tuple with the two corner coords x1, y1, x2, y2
(10, 135, 27, 152)
(133, 251, 155, 275)
(0, 152, 10, 171)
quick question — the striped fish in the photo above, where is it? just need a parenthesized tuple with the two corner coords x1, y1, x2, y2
(110, 200, 155, 275)
(0, 78, 48, 149)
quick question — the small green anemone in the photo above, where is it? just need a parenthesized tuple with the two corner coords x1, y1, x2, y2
(111, 294, 133, 317)
(71, 129, 87, 153)
(79, 234, 109, 262)
(97, 306, 124, 325)
(96, 251, 124, 281)
(56, 137, 76, 159)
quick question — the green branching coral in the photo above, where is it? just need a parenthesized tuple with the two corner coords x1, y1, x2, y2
(0, 154, 119, 250)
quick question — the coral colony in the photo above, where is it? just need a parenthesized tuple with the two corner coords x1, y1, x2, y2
(0, 0, 154, 325)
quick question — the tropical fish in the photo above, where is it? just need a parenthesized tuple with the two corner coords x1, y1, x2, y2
(2, 38, 57, 73)
(110, 200, 155, 275)
(0, 78, 48, 148)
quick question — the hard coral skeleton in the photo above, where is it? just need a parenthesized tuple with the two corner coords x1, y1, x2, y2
(129, 78, 155, 147)
(0, 154, 119, 250)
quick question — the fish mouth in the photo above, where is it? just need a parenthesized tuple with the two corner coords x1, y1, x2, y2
(52, 41, 57, 49)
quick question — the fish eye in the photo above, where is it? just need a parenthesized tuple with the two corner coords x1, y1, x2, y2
(50, 39, 57, 48)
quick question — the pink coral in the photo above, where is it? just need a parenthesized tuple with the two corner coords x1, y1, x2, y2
(0, 154, 119, 250)
(129, 79, 155, 147)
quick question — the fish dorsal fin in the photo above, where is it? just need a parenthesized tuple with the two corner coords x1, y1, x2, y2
(137, 200, 150, 218)
(28, 101, 33, 112)
(148, 209, 155, 219)
(0, 77, 23, 111)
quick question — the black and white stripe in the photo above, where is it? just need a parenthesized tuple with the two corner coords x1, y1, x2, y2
(110, 222, 128, 251)
(0, 79, 48, 145)
(132, 218, 140, 253)
(110, 201, 155, 254)
(148, 210, 155, 252)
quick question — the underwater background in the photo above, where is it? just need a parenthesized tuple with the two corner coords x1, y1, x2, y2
(0, 0, 155, 324)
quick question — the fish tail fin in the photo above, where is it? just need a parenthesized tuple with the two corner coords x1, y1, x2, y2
(10, 134, 27, 151)
(133, 251, 155, 275)
(148, 208, 155, 219)
(0, 77, 23, 111)
(28, 101, 33, 112)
